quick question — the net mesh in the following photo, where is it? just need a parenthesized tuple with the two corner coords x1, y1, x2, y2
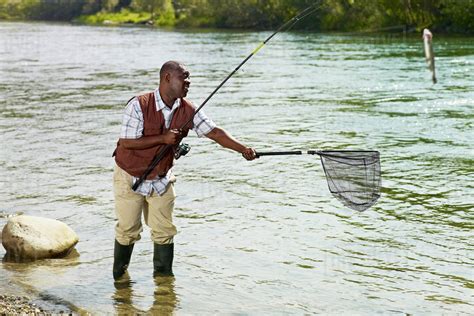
(318, 151, 381, 211)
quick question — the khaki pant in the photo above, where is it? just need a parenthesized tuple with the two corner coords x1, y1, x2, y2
(113, 165, 177, 245)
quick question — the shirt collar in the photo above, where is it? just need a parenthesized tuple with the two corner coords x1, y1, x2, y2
(154, 89, 181, 112)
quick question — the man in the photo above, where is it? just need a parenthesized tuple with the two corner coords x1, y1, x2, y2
(112, 60, 256, 280)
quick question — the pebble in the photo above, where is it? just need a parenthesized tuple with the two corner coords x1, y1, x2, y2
(0, 294, 72, 315)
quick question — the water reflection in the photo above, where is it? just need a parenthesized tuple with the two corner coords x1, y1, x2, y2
(113, 275, 142, 314)
(113, 275, 177, 315)
(150, 276, 177, 315)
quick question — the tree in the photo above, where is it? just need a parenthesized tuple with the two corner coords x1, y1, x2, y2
(132, 0, 174, 22)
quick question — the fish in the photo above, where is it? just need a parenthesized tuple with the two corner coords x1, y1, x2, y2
(423, 28, 437, 84)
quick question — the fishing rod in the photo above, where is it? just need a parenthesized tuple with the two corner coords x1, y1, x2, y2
(132, 2, 321, 191)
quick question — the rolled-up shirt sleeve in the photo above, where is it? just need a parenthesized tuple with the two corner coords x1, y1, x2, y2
(192, 108, 216, 137)
(120, 97, 143, 139)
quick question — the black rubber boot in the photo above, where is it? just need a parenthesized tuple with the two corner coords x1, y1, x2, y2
(153, 243, 174, 277)
(113, 240, 134, 280)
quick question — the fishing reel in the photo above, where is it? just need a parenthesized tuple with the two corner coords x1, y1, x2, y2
(174, 143, 191, 160)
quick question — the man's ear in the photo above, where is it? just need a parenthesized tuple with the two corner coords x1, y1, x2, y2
(164, 72, 171, 83)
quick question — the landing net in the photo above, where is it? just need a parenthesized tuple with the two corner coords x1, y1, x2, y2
(317, 151, 381, 211)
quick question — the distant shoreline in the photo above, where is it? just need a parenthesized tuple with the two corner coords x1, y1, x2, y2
(3, 19, 474, 38)
(1, 1, 473, 34)
(1, 11, 474, 35)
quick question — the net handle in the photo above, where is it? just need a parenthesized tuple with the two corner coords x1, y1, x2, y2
(255, 150, 324, 157)
(255, 151, 303, 158)
(256, 150, 379, 158)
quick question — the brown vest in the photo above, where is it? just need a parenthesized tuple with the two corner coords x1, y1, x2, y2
(114, 91, 195, 180)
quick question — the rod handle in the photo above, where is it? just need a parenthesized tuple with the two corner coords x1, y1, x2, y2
(132, 179, 141, 191)
(255, 151, 303, 158)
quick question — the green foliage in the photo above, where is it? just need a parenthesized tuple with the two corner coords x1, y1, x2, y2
(438, 0, 474, 33)
(0, 0, 40, 19)
(0, 0, 84, 20)
(0, 0, 473, 33)
(154, 0, 175, 26)
(173, 0, 217, 27)
(81, 0, 102, 15)
(131, 0, 175, 25)
(76, 8, 151, 24)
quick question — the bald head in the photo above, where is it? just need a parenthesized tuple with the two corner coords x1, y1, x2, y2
(160, 61, 184, 80)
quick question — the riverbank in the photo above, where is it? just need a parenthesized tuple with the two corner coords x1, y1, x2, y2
(0, 268, 76, 315)
(74, 9, 158, 27)
(0, 294, 54, 314)
(2, 0, 473, 33)
(0, 256, 83, 315)
(0, 279, 80, 314)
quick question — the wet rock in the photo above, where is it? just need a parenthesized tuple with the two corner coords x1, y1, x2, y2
(1, 215, 79, 260)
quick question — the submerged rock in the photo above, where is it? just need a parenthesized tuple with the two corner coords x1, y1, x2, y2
(1, 215, 79, 260)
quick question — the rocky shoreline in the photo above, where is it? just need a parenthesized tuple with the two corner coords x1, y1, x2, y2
(0, 293, 77, 316)
(0, 294, 73, 315)
(0, 290, 81, 315)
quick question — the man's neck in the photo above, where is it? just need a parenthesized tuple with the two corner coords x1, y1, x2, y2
(158, 88, 176, 109)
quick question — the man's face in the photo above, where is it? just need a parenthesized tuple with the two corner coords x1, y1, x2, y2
(169, 65, 190, 99)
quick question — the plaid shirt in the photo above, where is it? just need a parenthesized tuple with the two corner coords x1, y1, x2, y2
(120, 89, 216, 196)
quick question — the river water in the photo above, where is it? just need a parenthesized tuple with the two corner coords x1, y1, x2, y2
(0, 21, 473, 314)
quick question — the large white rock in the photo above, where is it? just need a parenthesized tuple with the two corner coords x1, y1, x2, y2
(2, 215, 79, 260)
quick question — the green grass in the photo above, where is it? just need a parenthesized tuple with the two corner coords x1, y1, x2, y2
(76, 8, 177, 26)
(76, 9, 152, 25)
